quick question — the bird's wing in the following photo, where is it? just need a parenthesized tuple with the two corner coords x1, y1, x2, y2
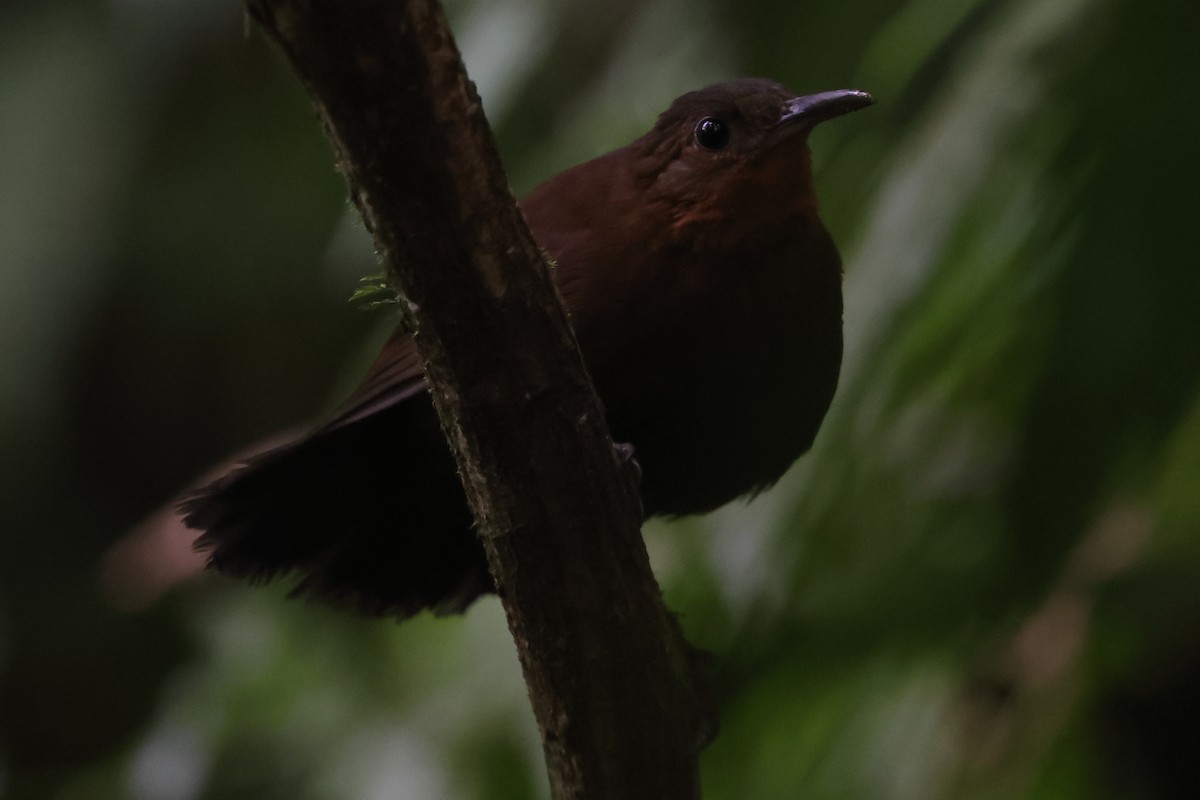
(180, 329, 493, 619)
(317, 329, 428, 431)
(314, 156, 612, 433)
(180, 156, 627, 619)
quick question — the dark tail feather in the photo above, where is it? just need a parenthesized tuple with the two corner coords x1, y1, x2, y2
(180, 399, 492, 618)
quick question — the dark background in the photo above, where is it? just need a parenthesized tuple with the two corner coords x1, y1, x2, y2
(2, 0, 1198, 797)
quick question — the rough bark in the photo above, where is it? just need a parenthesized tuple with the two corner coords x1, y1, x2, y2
(242, 1, 705, 797)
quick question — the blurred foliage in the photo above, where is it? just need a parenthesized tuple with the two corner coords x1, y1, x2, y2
(1, 0, 1197, 798)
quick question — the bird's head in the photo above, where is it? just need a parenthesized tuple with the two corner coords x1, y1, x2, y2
(631, 78, 873, 239)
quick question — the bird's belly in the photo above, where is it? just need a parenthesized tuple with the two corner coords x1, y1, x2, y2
(596, 314, 841, 518)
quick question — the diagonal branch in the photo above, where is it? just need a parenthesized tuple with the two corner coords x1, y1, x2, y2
(242, 1, 705, 797)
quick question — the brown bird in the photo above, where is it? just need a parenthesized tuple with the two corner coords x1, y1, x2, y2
(181, 78, 873, 618)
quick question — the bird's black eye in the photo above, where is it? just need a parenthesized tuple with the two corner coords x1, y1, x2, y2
(694, 117, 730, 151)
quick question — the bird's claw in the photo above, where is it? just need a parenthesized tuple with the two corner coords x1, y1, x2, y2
(613, 441, 642, 485)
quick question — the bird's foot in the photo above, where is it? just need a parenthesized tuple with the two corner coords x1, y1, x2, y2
(612, 441, 642, 485)
(612, 441, 644, 518)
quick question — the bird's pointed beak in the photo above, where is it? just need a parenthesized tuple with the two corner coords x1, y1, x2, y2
(776, 89, 874, 129)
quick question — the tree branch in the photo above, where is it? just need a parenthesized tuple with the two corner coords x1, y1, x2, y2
(242, 1, 705, 796)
